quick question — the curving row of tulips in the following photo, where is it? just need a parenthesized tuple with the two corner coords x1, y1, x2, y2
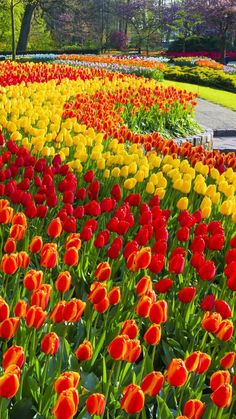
(0, 61, 235, 418)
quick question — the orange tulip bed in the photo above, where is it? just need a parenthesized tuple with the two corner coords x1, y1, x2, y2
(0, 61, 235, 419)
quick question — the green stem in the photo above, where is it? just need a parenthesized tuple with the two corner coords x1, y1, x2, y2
(0, 398, 3, 418)
(39, 356, 50, 413)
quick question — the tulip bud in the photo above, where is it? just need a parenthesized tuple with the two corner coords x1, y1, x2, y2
(75, 340, 93, 361)
(41, 332, 60, 355)
(63, 247, 79, 267)
(40, 243, 58, 269)
(178, 287, 196, 304)
(220, 352, 235, 369)
(120, 320, 138, 339)
(216, 319, 234, 342)
(94, 262, 111, 281)
(54, 371, 80, 394)
(141, 371, 164, 396)
(47, 217, 62, 238)
(121, 384, 145, 414)
(52, 388, 79, 419)
(155, 278, 173, 293)
(86, 393, 106, 416)
(165, 358, 188, 387)
(183, 399, 205, 419)
(0, 366, 20, 398)
(29, 236, 43, 253)
(0, 317, 20, 339)
(210, 370, 231, 391)
(55, 271, 72, 293)
(135, 295, 152, 318)
(1, 253, 18, 274)
(201, 312, 222, 333)
(108, 335, 128, 361)
(144, 324, 162, 345)
(26, 306, 47, 329)
(108, 287, 120, 305)
(0, 297, 9, 322)
(149, 300, 168, 324)
(64, 299, 86, 322)
(211, 384, 232, 408)
(2, 345, 24, 369)
(4, 237, 16, 253)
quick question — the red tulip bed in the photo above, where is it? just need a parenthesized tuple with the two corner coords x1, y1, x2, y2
(0, 61, 235, 419)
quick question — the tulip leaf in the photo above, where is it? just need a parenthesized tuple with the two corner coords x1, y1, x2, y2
(156, 396, 173, 419)
(90, 330, 106, 366)
(10, 398, 33, 419)
(81, 371, 99, 392)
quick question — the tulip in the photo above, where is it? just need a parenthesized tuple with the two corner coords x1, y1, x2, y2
(75, 340, 93, 361)
(210, 371, 231, 391)
(136, 275, 152, 296)
(63, 247, 79, 267)
(121, 384, 145, 414)
(50, 301, 66, 323)
(136, 247, 151, 270)
(108, 335, 128, 361)
(178, 287, 196, 304)
(0, 317, 20, 339)
(41, 332, 60, 355)
(10, 224, 26, 241)
(0, 297, 9, 322)
(144, 323, 162, 345)
(12, 212, 27, 227)
(47, 217, 62, 238)
(29, 236, 43, 253)
(201, 312, 222, 333)
(65, 233, 81, 250)
(183, 399, 205, 419)
(94, 262, 111, 281)
(52, 388, 79, 419)
(2, 345, 24, 369)
(4, 237, 16, 253)
(40, 243, 58, 269)
(64, 299, 86, 322)
(0, 366, 20, 398)
(31, 285, 52, 309)
(198, 260, 216, 281)
(94, 297, 109, 313)
(141, 371, 164, 396)
(220, 352, 235, 369)
(216, 319, 234, 342)
(135, 295, 152, 318)
(211, 384, 232, 408)
(55, 271, 72, 293)
(86, 393, 106, 416)
(14, 299, 28, 318)
(17, 251, 30, 268)
(215, 300, 232, 319)
(1, 253, 18, 274)
(54, 371, 80, 394)
(149, 300, 168, 324)
(165, 358, 188, 387)
(26, 306, 47, 329)
(169, 254, 185, 274)
(120, 320, 138, 339)
(23, 269, 43, 291)
(185, 352, 211, 374)
(155, 278, 173, 293)
(108, 287, 120, 305)
(125, 339, 141, 362)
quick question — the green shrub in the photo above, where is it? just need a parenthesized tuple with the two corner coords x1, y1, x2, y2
(126, 68, 164, 81)
(163, 66, 236, 93)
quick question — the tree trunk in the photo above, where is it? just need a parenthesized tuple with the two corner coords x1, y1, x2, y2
(16, 3, 37, 53)
(220, 32, 227, 63)
(10, 0, 16, 60)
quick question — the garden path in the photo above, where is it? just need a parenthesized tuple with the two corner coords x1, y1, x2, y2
(195, 99, 236, 151)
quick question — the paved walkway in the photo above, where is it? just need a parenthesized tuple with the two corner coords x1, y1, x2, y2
(195, 99, 236, 151)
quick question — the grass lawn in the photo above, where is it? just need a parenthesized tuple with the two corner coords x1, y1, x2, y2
(163, 80, 236, 111)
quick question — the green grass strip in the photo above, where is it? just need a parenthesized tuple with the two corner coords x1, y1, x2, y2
(163, 80, 236, 111)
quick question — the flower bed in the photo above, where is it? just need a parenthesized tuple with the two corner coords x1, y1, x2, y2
(0, 61, 235, 419)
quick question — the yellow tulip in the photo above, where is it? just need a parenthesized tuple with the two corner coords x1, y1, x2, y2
(177, 197, 188, 210)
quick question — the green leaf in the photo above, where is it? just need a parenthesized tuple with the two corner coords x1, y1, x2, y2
(81, 372, 99, 392)
(156, 396, 173, 419)
(90, 331, 106, 366)
(10, 398, 33, 419)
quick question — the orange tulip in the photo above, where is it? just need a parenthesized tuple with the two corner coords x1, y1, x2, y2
(149, 300, 168, 324)
(50, 301, 66, 323)
(63, 247, 79, 267)
(165, 358, 188, 387)
(108, 287, 120, 305)
(121, 384, 145, 414)
(75, 340, 93, 361)
(185, 352, 211, 374)
(215, 319, 234, 341)
(47, 217, 62, 238)
(64, 299, 86, 322)
(120, 320, 138, 339)
(2, 345, 24, 369)
(54, 371, 80, 394)
(23, 269, 43, 291)
(29, 236, 43, 253)
(211, 384, 232, 408)
(88, 282, 107, 304)
(12, 212, 27, 227)
(55, 271, 72, 293)
(31, 284, 52, 309)
(210, 371, 231, 391)
(201, 312, 222, 333)
(0, 317, 20, 339)
(136, 275, 152, 296)
(94, 262, 111, 281)
(17, 251, 30, 268)
(125, 339, 141, 363)
(0, 366, 20, 398)
(1, 253, 18, 274)
(52, 388, 79, 419)
(183, 399, 205, 419)
(144, 324, 162, 345)
(86, 393, 106, 416)
(65, 233, 81, 250)
(141, 371, 164, 396)
(0, 206, 13, 224)
(40, 243, 58, 269)
(0, 297, 9, 322)
(41, 332, 60, 355)
(220, 352, 236, 369)
(108, 335, 129, 361)
(14, 299, 28, 318)
(94, 296, 110, 313)
(25, 305, 47, 329)
(10, 224, 26, 241)
(4, 237, 16, 253)
(135, 295, 152, 317)
(136, 247, 152, 270)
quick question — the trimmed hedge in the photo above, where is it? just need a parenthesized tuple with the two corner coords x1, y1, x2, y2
(164, 65, 236, 93)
